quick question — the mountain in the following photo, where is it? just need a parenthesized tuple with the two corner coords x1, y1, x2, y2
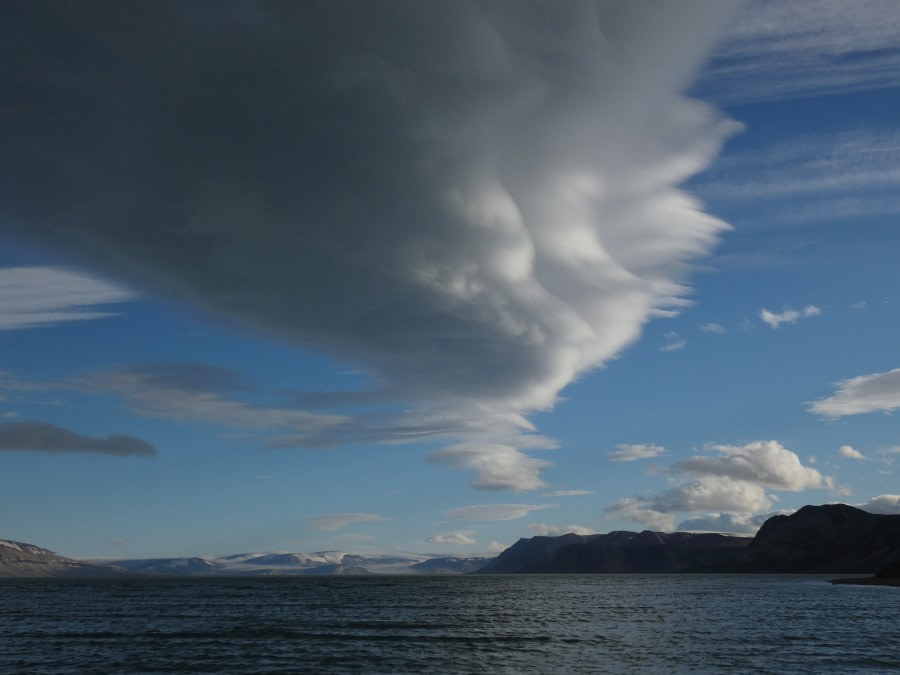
(477, 530, 752, 574)
(104, 551, 495, 576)
(410, 556, 493, 574)
(711, 504, 900, 573)
(0, 539, 126, 577)
(108, 557, 224, 575)
(875, 559, 900, 579)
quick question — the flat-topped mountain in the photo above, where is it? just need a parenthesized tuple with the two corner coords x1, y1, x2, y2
(477, 530, 752, 574)
(710, 503, 900, 573)
(0, 539, 126, 577)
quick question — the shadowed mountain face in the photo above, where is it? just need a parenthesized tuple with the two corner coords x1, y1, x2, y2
(0, 539, 125, 577)
(712, 504, 900, 573)
(874, 559, 900, 580)
(477, 531, 752, 574)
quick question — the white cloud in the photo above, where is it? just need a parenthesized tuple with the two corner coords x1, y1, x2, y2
(656, 477, 774, 513)
(541, 490, 593, 497)
(445, 503, 555, 522)
(0, 2, 740, 491)
(699, 322, 726, 334)
(676, 510, 790, 534)
(0, 267, 135, 331)
(488, 540, 507, 553)
(833, 484, 854, 498)
(675, 441, 826, 491)
(427, 443, 550, 491)
(856, 494, 900, 515)
(608, 444, 665, 462)
(306, 513, 389, 532)
(838, 445, 866, 461)
(760, 305, 821, 329)
(605, 498, 676, 532)
(660, 332, 687, 352)
(426, 532, 476, 546)
(698, 0, 900, 104)
(526, 523, 594, 536)
(606, 440, 827, 531)
(691, 130, 900, 226)
(850, 301, 867, 310)
(809, 367, 900, 417)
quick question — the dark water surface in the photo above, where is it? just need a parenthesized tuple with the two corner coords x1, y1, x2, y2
(2, 574, 899, 673)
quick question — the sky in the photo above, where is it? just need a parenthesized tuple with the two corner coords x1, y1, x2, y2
(1, 0, 900, 560)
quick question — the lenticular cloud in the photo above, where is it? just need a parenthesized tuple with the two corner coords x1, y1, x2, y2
(1, 1, 739, 488)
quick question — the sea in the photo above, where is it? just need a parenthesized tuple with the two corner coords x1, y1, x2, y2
(2, 574, 899, 674)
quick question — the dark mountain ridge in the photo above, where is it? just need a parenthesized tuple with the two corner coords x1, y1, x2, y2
(477, 530, 752, 574)
(478, 504, 900, 574)
(708, 503, 900, 573)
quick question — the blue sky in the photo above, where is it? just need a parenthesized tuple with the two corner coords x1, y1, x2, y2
(2, 1, 899, 559)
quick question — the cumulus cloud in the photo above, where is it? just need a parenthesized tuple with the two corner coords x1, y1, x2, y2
(759, 305, 821, 329)
(306, 513, 389, 532)
(0, 1, 739, 489)
(607, 440, 827, 531)
(526, 523, 594, 536)
(0, 421, 155, 457)
(488, 540, 507, 553)
(445, 503, 555, 522)
(0, 267, 135, 331)
(838, 445, 866, 461)
(809, 367, 900, 417)
(426, 532, 476, 546)
(608, 444, 666, 462)
(605, 498, 677, 532)
(677, 509, 793, 534)
(541, 490, 593, 497)
(674, 441, 825, 491)
(856, 494, 900, 514)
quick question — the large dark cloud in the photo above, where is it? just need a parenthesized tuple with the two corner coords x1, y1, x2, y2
(1, 1, 738, 487)
(0, 421, 156, 457)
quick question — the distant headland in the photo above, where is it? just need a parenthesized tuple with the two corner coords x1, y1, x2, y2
(4, 504, 899, 579)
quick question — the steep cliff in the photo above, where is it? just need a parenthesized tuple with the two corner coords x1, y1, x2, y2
(711, 504, 900, 573)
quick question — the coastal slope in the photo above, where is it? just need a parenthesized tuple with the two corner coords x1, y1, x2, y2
(709, 504, 900, 574)
(0, 539, 125, 577)
(477, 530, 752, 574)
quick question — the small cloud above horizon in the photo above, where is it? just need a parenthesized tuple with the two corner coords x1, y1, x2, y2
(760, 305, 821, 329)
(445, 503, 555, 522)
(306, 513, 390, 532)
(607, 444, 665, 462)
(838, 445, 866, 461)
(699, 322, 727, 334)
(426, 532, 476, 546)
(541, 490, 593, 498)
